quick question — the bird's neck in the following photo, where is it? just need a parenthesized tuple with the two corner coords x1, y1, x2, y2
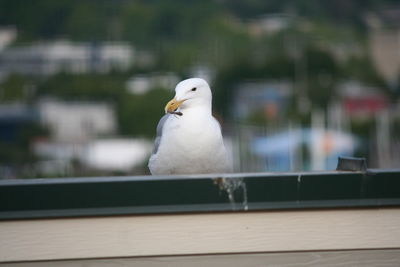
(181, 99, 212, 116)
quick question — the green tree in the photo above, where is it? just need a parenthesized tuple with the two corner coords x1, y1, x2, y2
(0, 74, 31, 101)
(118, 88, 172, 137)
(37, 73, 126, 100)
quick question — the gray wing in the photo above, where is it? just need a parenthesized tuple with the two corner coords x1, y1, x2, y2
(151, 114, 170, 155)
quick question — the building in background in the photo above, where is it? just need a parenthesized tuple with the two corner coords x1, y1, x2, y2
(337, 80, 388, 120)
(0, 102, 37, 143)
(81, 139, 152, 173)
(248, 14, 294, 36)
(233, 80, 293, 121)
(37, 99, 116, 142)
(0, 40, 134, 77)
(126, 73, 179, 94)
(0, 26, 16, 52)
(367, 6, 400, 89)
(32, 99, 153, 176)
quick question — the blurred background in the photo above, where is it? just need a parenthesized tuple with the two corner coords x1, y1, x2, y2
(0, 0, 399, 179)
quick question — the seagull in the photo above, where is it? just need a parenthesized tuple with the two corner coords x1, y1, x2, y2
(148, 78, 232, 175)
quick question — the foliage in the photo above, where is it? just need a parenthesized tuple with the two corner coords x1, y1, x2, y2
(36, 73, 126, 100)
(118, 88, 172, 138)
(303, 45, 340, 108)
(343, 56, 388, 91)
(0, 74, 31, 101)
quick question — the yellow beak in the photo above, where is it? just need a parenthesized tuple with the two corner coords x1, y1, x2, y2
(165, 98, 185, 114)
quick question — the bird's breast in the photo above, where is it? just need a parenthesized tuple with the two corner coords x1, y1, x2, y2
(163, 115, 223, 156)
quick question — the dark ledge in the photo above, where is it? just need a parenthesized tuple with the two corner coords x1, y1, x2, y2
(1, 169, 400, 220)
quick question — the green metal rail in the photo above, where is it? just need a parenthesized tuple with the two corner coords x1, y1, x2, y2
(1, 168, 400, 220)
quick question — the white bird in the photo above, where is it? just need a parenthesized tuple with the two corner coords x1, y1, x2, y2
(148, 78, 231, 175)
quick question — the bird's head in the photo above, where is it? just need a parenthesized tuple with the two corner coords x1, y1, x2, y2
(165, 78, 212, 115)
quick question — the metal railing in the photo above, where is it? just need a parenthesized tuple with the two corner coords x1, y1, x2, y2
(1, 162, 399, 220)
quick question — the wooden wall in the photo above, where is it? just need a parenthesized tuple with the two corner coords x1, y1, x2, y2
(1, 208, 400, 265)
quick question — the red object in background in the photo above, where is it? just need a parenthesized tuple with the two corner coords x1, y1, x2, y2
(344, 96, 387, 114)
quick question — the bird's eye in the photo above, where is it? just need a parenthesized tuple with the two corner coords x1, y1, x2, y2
(191, 87, 197, 91)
